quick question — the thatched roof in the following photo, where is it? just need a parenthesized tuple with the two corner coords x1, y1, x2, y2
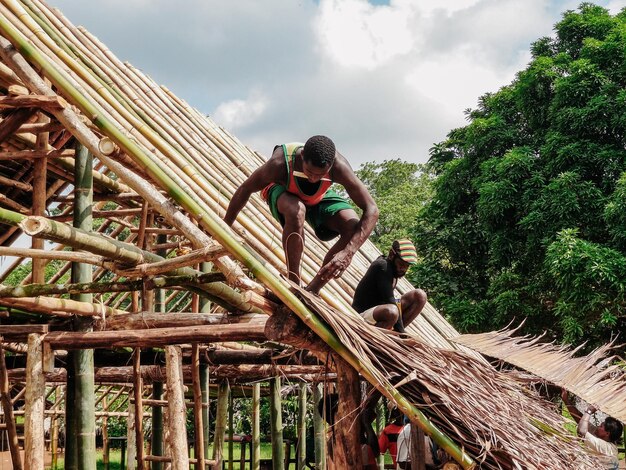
(0, 0, 609, 468)
(453, 326, 626, 422)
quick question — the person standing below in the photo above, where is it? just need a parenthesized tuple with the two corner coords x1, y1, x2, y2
(224, 136, 378, 294)
(562, 390, 624, 470)
(379, 408, 404, 468)
(396, 422, 441, 470)
(352, 239, 427, 333)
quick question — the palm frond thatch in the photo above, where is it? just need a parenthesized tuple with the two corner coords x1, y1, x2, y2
(298, 290, 601, 470)
(452, 327, 626, 422)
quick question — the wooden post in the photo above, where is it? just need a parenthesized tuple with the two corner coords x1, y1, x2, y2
(313, 383, 326, 470)
(152, 233, 165, 470)
(297, 382, 307, 470)
(228, 393, 234, 470)
(165, 345, 190, 469)
(0, 343, 22, 470)
(332, 356, 362, 469)
(412, 424, 426, 470)
(200, 364, 210, 461)
(127, 401, 137, 470)
(270, 377, 285, 470)
(212, 380, 229, 469)
(151, 382, 164, 470)
(102, 395, 110, 470)
(191, 344, 205, 469)
(31, 112, 48, 284)
(24, 333, 45, 469)
(252, 382, 261, 470)
(133, 348, 146, 469)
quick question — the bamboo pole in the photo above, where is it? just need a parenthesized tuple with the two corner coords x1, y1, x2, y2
(297, 382, 307, 470)
(165, 345, 189, 469)
(133, 348, 146, 470)
(252, 382, 261, 470)
(228, 392, 234, 470)
(0, 246, 106, 266)
(191, 344, 205, 470)
(0, 343, 22, 470)
(313, 383, 325, 470)
(213, 380, 229, 470)
(270, 377, 285, 470)
(102, 395, 109, 470)
(0, 272, 227, 299)
(24, 333, 45, 469)
(151, 381, 164, 470)
(70, 142, 96, 470)
(127, 399, 137, 470)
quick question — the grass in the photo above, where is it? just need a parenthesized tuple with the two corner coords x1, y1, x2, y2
(46, 443, 300, 470)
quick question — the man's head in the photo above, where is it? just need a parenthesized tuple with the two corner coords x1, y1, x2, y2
(597, 416, 624, 443)
(303, 135, 336, 169)
(388, 239, 418, 278)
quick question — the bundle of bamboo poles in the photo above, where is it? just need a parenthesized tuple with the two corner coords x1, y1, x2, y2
(0, 0, 462, 352)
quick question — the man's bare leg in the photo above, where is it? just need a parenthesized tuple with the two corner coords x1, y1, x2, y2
(400, 289, 427, 329)
(277, 193, 307, 284)
(307, 209, 359, 293)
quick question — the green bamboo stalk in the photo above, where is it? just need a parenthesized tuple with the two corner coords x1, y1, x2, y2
(0, 13, 475, 469)
(70, 143, 96, 470)
(212, 380, 229, 469)
(0, 206, 26, 226)
(312, 384, 325, 470)
(252, 383, 261, 470)
(270, 377, 285, 470)
(297, 383, 307, 470)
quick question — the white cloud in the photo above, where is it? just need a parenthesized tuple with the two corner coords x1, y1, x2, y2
(213, 91, 269, 130)
(315, 0, 416, 69)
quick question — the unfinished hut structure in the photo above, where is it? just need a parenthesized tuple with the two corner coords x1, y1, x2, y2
(0, 0, 620, 469)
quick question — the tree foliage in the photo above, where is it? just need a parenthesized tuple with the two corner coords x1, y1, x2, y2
(413, 3, 626, 348)
(356, 159, 434, 252)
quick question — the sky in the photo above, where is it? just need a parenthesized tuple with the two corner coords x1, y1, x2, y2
(45, 0, 626, 169)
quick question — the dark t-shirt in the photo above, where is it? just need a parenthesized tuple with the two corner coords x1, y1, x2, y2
(352, 256, 397, 313)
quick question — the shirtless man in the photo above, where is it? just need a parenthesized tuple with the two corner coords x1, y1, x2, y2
(224, 135, 378, 293)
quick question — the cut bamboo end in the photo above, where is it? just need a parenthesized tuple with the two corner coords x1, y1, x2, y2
(98, 136, 118, 156)
(18, 215, 47, 235)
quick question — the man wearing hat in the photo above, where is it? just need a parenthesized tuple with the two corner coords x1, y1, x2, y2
(352, 239, 427, 333)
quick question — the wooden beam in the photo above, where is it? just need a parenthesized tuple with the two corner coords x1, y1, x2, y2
(0, 94, 65, 110)
(0, 192, 30, 213)
(0, 324, 48, 340)
(0, 108, 36, 144)
(45, 323, 267, 350)
(17, 121, 64, 134)
(104, 312, 265, 331)
(0, 173, 32, 191)
(117, 245, 227, 278)
(0, 148, 75, 160)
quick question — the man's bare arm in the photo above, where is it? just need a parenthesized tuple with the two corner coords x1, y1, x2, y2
(317, 154, 378, 278)
(223, 154, 283, 226)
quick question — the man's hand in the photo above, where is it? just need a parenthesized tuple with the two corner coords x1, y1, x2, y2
(318, 249, 354, 281)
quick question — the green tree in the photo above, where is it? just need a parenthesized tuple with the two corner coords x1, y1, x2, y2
(355, 159, 434, 252)
(413, 3, 626, 348)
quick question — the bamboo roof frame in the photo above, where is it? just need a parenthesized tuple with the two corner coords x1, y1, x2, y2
(0, 0, 613, 468)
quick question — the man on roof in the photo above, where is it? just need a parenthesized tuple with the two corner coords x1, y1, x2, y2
(224, 135, 378, 294)
(352, 239, 427, 333)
